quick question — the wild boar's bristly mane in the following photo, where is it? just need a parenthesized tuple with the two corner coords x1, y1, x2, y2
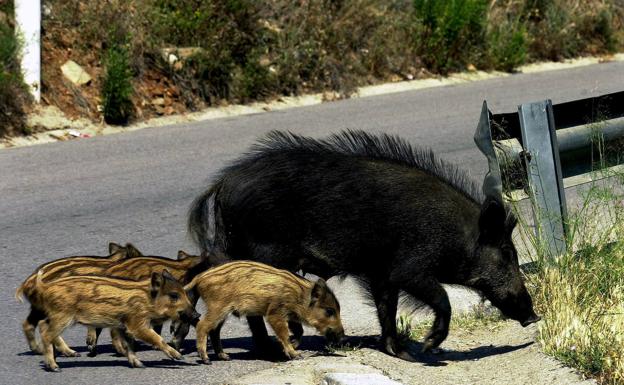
(249, 129, 484, 204)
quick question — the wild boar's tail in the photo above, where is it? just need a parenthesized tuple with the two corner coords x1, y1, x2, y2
(15, 282, 26, 303)
(15, 274, 36, 303)
(188, 182, 223, 253)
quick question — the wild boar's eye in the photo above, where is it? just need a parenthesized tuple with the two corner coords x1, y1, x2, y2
(169, 292, 180, 302)
(325, 308, 336, 317)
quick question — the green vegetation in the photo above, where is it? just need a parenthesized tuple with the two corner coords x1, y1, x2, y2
(0, 3, 30, 137)
(32, 0, 624, 129)
(101, 43, 134, 125)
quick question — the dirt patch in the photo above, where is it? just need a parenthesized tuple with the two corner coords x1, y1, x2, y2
(351, 321, 595, 385)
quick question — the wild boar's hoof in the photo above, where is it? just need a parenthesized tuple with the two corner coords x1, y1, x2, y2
(87, 350, 97, 358)
(129, 358, 145, 368)
(45, 366, 61, 373)
(286, 351, 302, 360)
(217, 352, 231, 361)
(201, 358, 212, 365)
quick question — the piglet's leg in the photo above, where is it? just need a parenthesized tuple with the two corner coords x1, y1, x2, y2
(115, 329, 143, 368)
(210, 321, 229, 361)
(110, 328, 128, 356)
(39, 318, 71, 372)
(86, 327, 102, 357)
(267, 307, 300, 360)
(127, 323, 182, 361)
(53, 336, 79, 357)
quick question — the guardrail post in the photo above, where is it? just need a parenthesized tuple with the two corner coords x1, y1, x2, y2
(518, 100, 568, 257)
(15, 0, 41, 103)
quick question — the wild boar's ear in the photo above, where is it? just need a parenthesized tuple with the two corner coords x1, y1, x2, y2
(151, 271, 164, 294)
(177, 250, 189, 260)
(311, 278, 328, 305)
(162, 269, 176, 282)
(125, 243, 143, 258)
(478, 197, 507, 243)
(109, 242, 122, 254)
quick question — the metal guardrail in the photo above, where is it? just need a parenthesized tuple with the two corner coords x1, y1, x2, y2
(474, 90, 624, 257)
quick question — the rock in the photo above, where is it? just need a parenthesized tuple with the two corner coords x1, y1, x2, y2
(61, 60, 92, 86)
(160, 47, 204, 67)
(151, 97, 165, 106)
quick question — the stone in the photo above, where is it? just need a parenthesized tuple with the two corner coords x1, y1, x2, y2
(322, 373, 404, 385)
(61, 60, 92, 86)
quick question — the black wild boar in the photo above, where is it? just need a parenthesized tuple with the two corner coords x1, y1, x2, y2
(188, 130, 540, 361)
(28, 269, 198, 372)
(183, 261, 344, 364)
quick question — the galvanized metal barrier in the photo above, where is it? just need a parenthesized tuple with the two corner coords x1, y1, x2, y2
(474, 90, 624, 257)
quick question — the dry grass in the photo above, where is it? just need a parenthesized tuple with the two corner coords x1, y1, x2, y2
(516, 170, 624, 384)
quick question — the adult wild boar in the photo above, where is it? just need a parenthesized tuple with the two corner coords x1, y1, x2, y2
(188, 130, 540, 360)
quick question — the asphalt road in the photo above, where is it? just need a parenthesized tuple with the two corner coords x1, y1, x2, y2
(2, 61, 623, 384)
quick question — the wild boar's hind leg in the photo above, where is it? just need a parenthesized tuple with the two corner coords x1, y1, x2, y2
(23, 307, 45, 354)
(404, 278, 451, 353)
(196, 310, 228, 365)
(210, 320, 230, 361)
(38, 316, 72, 372)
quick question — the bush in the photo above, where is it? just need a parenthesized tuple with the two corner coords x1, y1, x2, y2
(0, 11, 30, 137)
(101, 44, 134, 125)
(413, 0, 489, 73)
(487, 18, 528, 72)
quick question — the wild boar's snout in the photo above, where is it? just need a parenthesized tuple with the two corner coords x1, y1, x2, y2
(325, 327, 346, 344)
(521, 312, 541, 327)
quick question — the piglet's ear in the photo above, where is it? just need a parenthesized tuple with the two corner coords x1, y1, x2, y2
(109, 242, 122, 254)
(162, 269, 177, 283)
(177, 250, 190, 260)
(125, 243, 144, 258)
(311, 278, 328, 305)
(151, 272, 164, 293)
(478, 197, 507, 243)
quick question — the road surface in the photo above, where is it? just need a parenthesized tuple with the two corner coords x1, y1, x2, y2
(1, 60, 622, 384)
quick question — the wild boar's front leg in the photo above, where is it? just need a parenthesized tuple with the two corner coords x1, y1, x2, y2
(126, 322, 182, 361)
(405, 278, 451, 353)
(370, 283, 412, 359)
(267, 306, 300, 360)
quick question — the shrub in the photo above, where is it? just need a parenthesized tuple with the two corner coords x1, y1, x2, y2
(487, 18, 528, 72)
(412, 0, 489, 73)
(101, 44, 134, 125)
